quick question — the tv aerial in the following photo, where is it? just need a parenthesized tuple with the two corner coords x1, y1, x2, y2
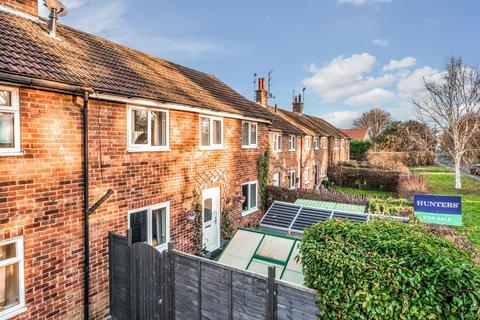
(43, 0, 68, 38)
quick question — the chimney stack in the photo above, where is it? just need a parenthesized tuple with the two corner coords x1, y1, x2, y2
(293, 93, 303, 114)
(0, 0, 38, 16)
(255, 77, 268, 107)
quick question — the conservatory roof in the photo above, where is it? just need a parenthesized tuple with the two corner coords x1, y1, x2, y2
(294, 198, 366, 213)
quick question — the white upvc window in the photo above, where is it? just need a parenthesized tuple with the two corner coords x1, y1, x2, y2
(127, 105, 169, 152)
(0, 86, 21, 156)
(289, 170, 296, 189)
(0, 237, 26, 320)
(241, 181, 258, 216)
(272, 134, 282, 152)
(272, 172, 280, 187)
(242, 121, 258, 148)
(304, 136, 311, 150)
(200, 116, 224, 150)
(128, 202, 170, 251)
(321, 137, 328, 149)
(321, 164, 327, 177)
(305, 167, 311, 184)
(334, 139, 339, 149)
(289, 135, 296, 151)
(314, 136, 319, 149)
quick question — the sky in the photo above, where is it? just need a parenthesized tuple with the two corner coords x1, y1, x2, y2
(39, 0, 480, 128)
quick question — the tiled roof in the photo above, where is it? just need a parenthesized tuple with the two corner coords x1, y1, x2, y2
(340, 128, 369, 140)
(0, 10, 273, 121)
(304, 115, 350, 139)
(266, 107, 305, 135)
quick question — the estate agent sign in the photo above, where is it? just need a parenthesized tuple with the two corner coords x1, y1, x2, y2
(414, 194, 462, 226)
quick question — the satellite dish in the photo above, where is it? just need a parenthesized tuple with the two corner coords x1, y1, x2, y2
(43, 0, 68, 17)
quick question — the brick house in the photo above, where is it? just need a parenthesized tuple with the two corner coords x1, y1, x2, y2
(0, 2, 275, 319)
(253, 78, 350, 190)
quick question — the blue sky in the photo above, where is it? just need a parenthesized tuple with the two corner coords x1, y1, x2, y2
(39, 0, 480, 127)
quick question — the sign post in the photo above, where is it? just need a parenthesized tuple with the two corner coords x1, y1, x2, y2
(413, 194, 462, 226)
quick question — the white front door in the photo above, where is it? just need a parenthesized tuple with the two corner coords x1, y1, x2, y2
(202, 187, 220, 252)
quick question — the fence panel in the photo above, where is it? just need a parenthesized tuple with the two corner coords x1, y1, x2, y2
(109, 232, 130, 320)
(276, 281, 318, 320)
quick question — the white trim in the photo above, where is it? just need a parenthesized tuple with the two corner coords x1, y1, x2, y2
(289, 170, 296, 190)
(272, 172, 280, 187)
(95, 93, 271, 124)
(272, 133, 282, 152)
(127, 201, 170, 251)
(202, 187, 221, 251)
(241, 180, 258, 216)
(0, 85, 21, 155)
(0, 236, 25, 320)
(288, 135, 296, 151)
(305, 167, 311, 184)
(241, 121, 258, 148)
(127, 105, 170, 152)
(304, 136, 311, 150)
(199, 115, 224, 150)
(314, 136, 319, 150)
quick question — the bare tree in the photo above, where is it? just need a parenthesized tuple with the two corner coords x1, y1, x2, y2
(352, 108, 391, 141)
(414, 57, 480, 190)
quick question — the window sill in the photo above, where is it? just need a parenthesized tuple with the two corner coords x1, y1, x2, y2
(242, 207, 259, 217)
(241, 145, 258, 149)
(289, 149, 296, 152)
(127, 147, 170, 153)
(199, 146, 225, 151)
(0, 150, 24, 157)
(0, 305, 27, 320)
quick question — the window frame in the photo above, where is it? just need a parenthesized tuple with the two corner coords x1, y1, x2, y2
(199, 115, 224, 150)
(313, 136, 319, 149)
(0, 236, 26, 320)
(127, 105, 170, 152)
(0, 86, 21, 156)
(289, 170, 296, 190)
(272, 134, 282, 152)
(272, 172, 280, 187)
(304, 136, 311, 150)
(321, 137, 328, 149)
(241, 121, 258, 148)
(305, 167, 311, 184)
(127, 201, 171, 251)
(288, 135, 296, 151)
(241, 180, 258, 216)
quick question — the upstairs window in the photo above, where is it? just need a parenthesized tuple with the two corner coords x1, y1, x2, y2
(334, 140, 339, 149)
(242, 181, 258, 215)
(200, 116, 224, 150)
(242, 121, 258, 148)
(128, 202, 170, 251)
(272, 134, 282, 152)
(272, 172, 280, 187)
(0, 237, 25, 319)
(321, 137, 327, 149)
(128, 106, 169, 151)
(289, 135, 296, 151)
(313, 137, 319, 149)
(0, 86, 20, 155)
(304, 136, 311, 150)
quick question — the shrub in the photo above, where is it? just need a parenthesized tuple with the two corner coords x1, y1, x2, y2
(367, 151, 409, 172)
(341, 160, 359, 168)
(397, 174, 430, 199)
(299, 220, 480, 320)
(367, 197, 413, 217)
(328, 165, 402, 192)
(350, 140, 373, 160)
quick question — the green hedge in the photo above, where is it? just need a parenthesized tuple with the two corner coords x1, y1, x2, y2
(350, 140, 373, 160)
(299, 220, 480, 320)
(328, 165, 402, 191)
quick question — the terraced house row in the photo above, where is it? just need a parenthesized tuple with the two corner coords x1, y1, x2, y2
(0, 1, 349, 319)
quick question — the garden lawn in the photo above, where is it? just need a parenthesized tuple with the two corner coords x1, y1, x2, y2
(411, 166, 480, 249)
(332, 186, 393, 198)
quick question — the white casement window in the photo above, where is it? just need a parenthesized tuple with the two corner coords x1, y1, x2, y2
(241, 181, 258, 216)
(0, 86, 21, 156)
(305, 167, 311, 184)
(289, 135, 296, 151)
(314, 136, 319, 149)
(127, 106, 169, 152)
(272, 172, 280, 187)
(321, 137, 327, 149)
(200, 116, 224, 150)
(321, 164, 327, 177)
(272, 134, 282, 152)
(289, 170, 296, 189)
(242, 121, 258, 148)
(128, 202, 170, 251)
(0, 237, 25, 320)
(334, 140, 339, 149)
(304, 136, 311, 150)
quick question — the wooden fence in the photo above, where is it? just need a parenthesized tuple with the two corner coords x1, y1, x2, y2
(109, 231, 319, 320)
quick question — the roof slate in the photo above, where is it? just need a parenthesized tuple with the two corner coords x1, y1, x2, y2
(0, 10, 273, 121)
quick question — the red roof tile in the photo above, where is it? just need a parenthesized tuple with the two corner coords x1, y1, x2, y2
(340, 128, 369, 140)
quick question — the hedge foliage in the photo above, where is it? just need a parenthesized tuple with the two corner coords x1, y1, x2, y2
(367, 197, 413, 217)
(299, 220, 480, 320)
(350, 140, 373, 160)
(328, 165, 402, 191)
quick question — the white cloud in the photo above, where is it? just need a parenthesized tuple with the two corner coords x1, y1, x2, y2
(383, 57, 417, 71)
(337, 0, 393, 6)
(397, 66, 441, 97)
(322, 111, 360, 128)
(345, 88, 394, 106)
(372, 38, 390, 47)
(303, 53, 395, 103)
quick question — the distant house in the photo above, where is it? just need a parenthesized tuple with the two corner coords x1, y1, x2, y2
(341, 128, 371, 141)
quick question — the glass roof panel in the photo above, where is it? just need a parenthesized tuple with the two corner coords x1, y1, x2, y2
(294, 198, 365, 213)
(218, 229, 264, 269)
(255, 235, 295, 263)
(247, 259, 284, 278)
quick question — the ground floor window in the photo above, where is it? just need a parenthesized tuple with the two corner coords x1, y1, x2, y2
(289, 170, 296, 189)
(305, 167, 311, 184)
(0, 237, 25, 320)
(272, 172, 280, 187)
(128, 202, 170, 251)
(242, 181, 258, 215)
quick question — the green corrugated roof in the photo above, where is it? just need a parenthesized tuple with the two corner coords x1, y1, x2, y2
(294, 199, 366, 213)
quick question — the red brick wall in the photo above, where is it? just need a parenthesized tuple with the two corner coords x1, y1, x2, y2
(0, 0, 38, 16)
(269, 133, 301, 190)
(0, 87, 268, 319)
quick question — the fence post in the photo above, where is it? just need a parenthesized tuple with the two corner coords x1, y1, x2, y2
(126, 228, 132, 246)
(265, 266, 276, 320)
(163, 242, 174, 320)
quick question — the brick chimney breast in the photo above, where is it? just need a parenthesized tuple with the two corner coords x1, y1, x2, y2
(293, 94, 303, 114)
(255, 77, 268, 107)
(0, 0, 38, 16)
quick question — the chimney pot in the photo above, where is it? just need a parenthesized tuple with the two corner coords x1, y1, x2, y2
(255, 77, 268, 107)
